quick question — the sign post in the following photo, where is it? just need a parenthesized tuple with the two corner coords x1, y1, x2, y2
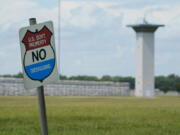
(19, 18, 59, 135)
(37, 86, 48, 135)
(29, 18, 48, 135)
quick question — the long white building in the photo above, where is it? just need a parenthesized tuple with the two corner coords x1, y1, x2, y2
(0, 78, 130, 96)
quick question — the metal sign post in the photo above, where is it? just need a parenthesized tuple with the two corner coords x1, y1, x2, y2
(37, 86, 48, 135)
(29, 18, 49, 135)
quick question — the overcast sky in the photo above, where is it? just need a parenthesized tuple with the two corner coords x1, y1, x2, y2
(0, 0, 180, 77)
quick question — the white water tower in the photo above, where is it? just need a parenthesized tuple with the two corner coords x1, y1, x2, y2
(128, 22, 164, 97)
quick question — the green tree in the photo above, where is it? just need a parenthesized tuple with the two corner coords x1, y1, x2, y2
(69, 75, 99, 81)
(175, 83, 180, 93)
(60, 75, 67, 80)
(13, 72, 23, 78)
(160, 85, 170, 93)
(2, 74, 12, 78)
(101, 75, 112, 81)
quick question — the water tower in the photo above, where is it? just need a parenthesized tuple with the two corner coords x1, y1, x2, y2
(127, 21, 164, 97)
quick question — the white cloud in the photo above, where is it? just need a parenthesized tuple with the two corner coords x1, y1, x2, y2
(0, 0, 59, 74)
(60, 1, 180, 28)
(0, 0, 36, 30)
(1, 0, 180, 32)
(0, 0, 59, 31)
(60, 1, 121, 28)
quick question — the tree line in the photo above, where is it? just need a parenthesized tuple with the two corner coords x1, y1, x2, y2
(1, 73, 180, 93)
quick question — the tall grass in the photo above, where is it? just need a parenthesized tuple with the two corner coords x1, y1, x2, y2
(0, 96, 180, 135)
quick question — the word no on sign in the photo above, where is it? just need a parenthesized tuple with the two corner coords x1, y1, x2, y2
(19, 21, 59, 89)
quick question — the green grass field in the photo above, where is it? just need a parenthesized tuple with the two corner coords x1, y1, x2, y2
(0, 96, 180, 135)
